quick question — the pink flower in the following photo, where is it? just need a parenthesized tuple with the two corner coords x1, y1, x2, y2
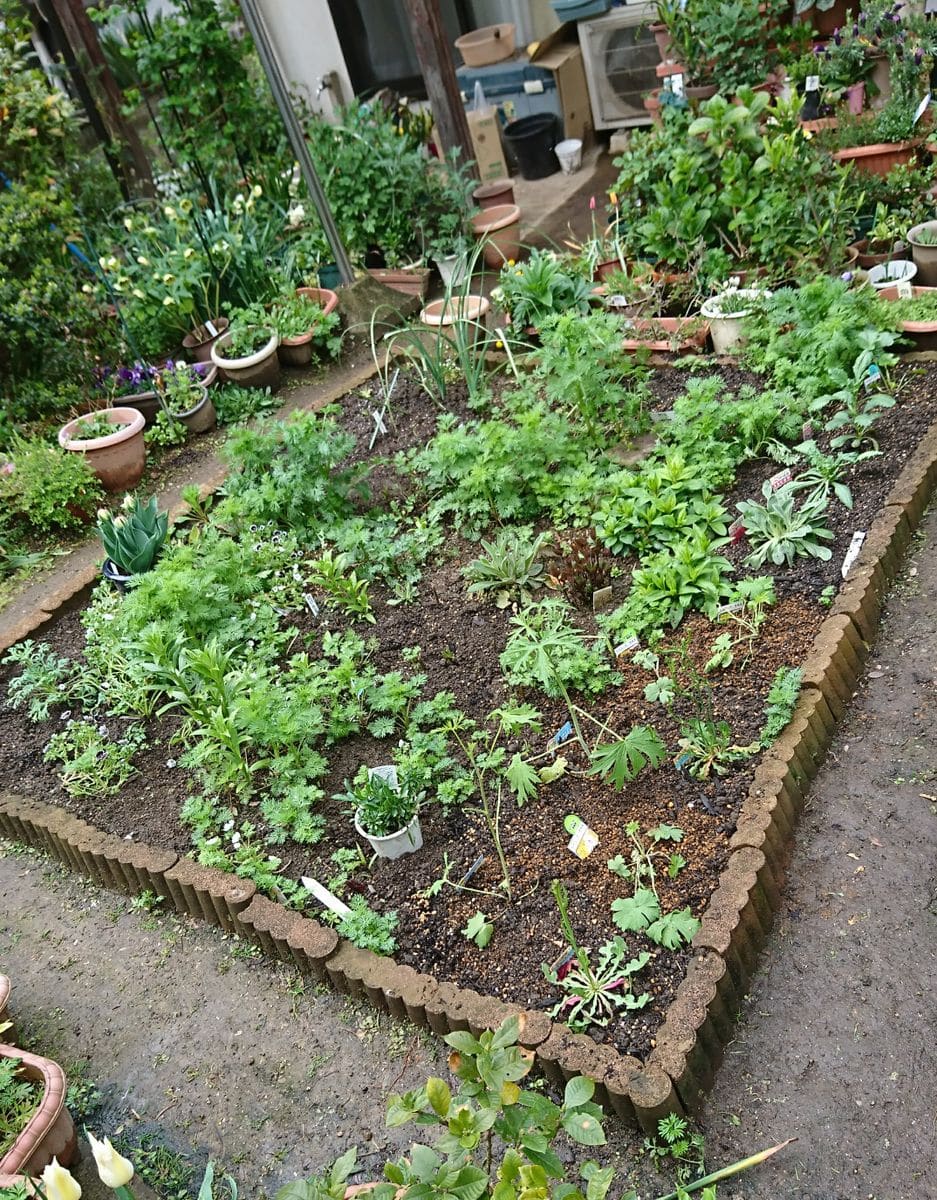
(0, 462, 14, 476)
(589, 195, 596, 211)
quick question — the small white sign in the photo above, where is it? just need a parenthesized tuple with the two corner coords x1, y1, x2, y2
(841, 530, 866, 580)
(303, 593, 320, 617)
(914, 92, 932, 126)
(716, 601, 744, 619)
(204, 319, 219, 338)
(614, 635, 640, 657)
(567, 823, 599, 860)
(369, 764, 399, 791)
(897, 278, 913, 299)
(769, 468, 793, 491)
(806, 75, 820, 93)
(301, 877, 352, 918)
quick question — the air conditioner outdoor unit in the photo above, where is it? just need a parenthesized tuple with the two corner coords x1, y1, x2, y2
(577, 3, 659, 130)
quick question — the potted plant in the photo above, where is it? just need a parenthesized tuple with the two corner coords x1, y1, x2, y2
(0, 1044, 77, 1181)
(700, 282, 772, 353)
(210, 319, 280, 391)
(340, 767, 424, 859)
(57, 408, 146, 492)
(905, 220, 937, 286)
(182, 315, 230, 364)
(621, 314, 711, 354)
(471, 204, 522, 269)
(850, 203, 908, 268)
(97, 494, 169, 590)
(420, 150, 479, 288)
(152, 360, 216, 433)
(493, 250, 592, 332)
(270, 292, 342, 367)
(596, 268, 657, 318)
(875, 283, 937, 351)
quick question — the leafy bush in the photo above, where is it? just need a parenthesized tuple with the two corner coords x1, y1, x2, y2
(494, 250, 591, 329)
(500, 598, 618, 698)
(0, 438, 104, 538)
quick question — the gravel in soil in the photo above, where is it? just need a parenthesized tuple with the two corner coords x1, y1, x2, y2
(1, 357, 935, 1063)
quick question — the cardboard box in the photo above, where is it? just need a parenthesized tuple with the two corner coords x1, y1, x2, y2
(466, 107, 509, 183)
(530, 40, 593, 143)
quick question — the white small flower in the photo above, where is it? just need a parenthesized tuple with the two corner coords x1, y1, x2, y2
(97, 724, 108, 736)
(163, 296, 174, 306)
(166, 758, 177, 769)
(251, 184, 262, 199)
(231, 832, 242, 847)
(163, 205, 177, 219)
(286, 204, 305, 228)
(204, 836, 220, 846)
(124, 216, 134, 231)
(137, 255, 150, 266)
(223, 820, 235, 832)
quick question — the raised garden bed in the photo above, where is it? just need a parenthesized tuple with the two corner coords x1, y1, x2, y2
(2, 301, 937, 1126)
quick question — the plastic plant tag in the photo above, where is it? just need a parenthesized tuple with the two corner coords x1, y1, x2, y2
(864, 364, 882, 393)
(806, 74, 820, 93)
(369, 764, 400, 791)
(841, 530, 866, 580)
(614, 635, 640, 657)
(675, 751, 693, 771)
(204, 319, 218, 338)
(897, 278, 913, 299)
(716, 600, 744, 619)
(802, 420, 814, 441)
(914, 92, 932, 126)
(564, 814, 599, 860)
(301, 877, 352, 918)
(592, 585, 613, 613)
(769, 468, 793, 491)
(303, 593, 320, 617)
(551, 721, 574, 747)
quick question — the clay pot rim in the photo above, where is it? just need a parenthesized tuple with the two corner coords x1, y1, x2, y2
(876, 283, 937, 330)
(0, 1044, 67, 1176)
(420, 295, 491, 326)
(295, 286, 340, 316)
(471, 203, 521, 235)
(906, 220, 937, 248)
(833, 140, 920, 160)
(182, 315, 229, 351)
(211, 327, 279, 370)
(58, 407, 145, 453)
(473, 177, 513, 201)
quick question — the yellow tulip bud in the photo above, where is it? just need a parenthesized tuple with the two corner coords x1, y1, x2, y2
(87, 1133, 135, 1189)
(41, 1158, 82, 1200)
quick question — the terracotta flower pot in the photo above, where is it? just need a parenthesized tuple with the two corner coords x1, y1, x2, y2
(275, 287, 340, 367)
(182, 316, 229, 363)
(58, 407, 146, 492)
(0, 1045, 77, 1179)
(685, 83, 718, 101)
(877, 283, 937, 351)
(833, 140, 919, 177)
(850, 238, 908, 269)
(473, 178, 515, 210)
(644, 90, 663, 128)
(366, 268, 431, 298)
(121, 390, 161, 428)
(420, 294, 491, 344)
(210, 328, 280, 391)
(471, 203, 522, 268)
(650, 21, 672, 60)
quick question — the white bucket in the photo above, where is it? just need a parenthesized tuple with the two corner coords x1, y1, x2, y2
(555, 138, 583, 175)
(867, 259, 917, 290)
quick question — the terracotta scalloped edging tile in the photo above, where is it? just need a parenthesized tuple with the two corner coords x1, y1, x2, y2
(0, 1045, 77, 1177)
(1, 414, 935, 1128)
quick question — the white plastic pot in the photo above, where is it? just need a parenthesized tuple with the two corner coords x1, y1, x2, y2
(354, 811, 423, 860)
(210, 326, 280, 390)
(700, 288, 772, 353)
(554, 137, 583, 175)
(867, 259, 917, 290)
(435, 253, 469, 289)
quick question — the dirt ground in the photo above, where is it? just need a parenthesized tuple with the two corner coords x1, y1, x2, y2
(1, 502, 935, 1199)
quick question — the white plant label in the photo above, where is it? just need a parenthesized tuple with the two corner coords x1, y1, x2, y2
(303, 593, 320, 617)
(914, 92, 932, 126)
(592, 585, 613, 613)
(806, 75, 820, 93)
(568, 823, 599, 860)
(205, 319, 218, 338)
(897, 278, 913, 299)
(369, 764, 400, 792)
(716, 601, 744, 619)
(769, 468, 793, 491)
(841, 530, 866, 580)
(301, 877, 352, 918)
(614, 635, 640, 657)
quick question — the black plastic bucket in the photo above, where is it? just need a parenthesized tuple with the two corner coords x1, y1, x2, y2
(503, 113, 559, 181)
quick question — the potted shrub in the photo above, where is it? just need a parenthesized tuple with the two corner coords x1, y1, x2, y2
(905, 220, 937, 286)
(153, 360, 216, 433)
(94, 361, 216, 428)
(876, 283, 937, 351)
(271, 292, 342, 367)
(700, 283, 772, 353)
(58, 408, 146, 492)
(0, 1045, 77, 1181)
(341, 767, 424, 859)
(493, 249, 592, 332)
(210, 320, 280, 391)
(97, 494, 169, 590)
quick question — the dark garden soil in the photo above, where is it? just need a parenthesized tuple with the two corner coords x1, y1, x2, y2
(1, 357, 936, 1063)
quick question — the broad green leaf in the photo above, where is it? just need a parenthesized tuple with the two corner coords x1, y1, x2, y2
(506, 753, 539, 806)
(587, 726, 666, 789)
(583, 1163, 615, 1200)
(490, 1015, 521, 1049)
(650, 823, 684, 843)
(562, 1111, 606, 1146)
(647, 907, 701, 950)
(500, 1080, 521, 1106)
(563, 1076, 595, 1109)
(426, 1076, 451, 1118)
(445, 1030, 481, 1056)
(611, 888, 659, 933)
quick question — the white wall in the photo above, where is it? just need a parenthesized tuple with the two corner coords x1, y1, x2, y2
(257, 0, 351, 117)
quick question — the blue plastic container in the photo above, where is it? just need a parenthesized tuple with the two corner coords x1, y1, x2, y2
(550, 0, 611, 20)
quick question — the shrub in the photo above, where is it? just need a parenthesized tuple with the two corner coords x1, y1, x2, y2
(0, 438, 104, 537)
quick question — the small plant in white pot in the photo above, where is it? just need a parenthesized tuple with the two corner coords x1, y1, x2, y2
(342, 766, 424, 859)
(700, 281, 772, 354)
(210, 317, 280, 391)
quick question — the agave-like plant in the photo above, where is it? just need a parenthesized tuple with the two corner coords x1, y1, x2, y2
(463, 527, 550, 609)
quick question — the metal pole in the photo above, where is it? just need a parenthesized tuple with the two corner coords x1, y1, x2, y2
(238, 0, 354, 285)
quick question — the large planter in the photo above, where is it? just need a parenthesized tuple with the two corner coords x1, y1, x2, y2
(850, 237, 907, 270)
(354, 811, 423, 860)
(366, 268, 431, 299)
(877, 284, 937, 351)
(278, 286, 342, 366)
(473, 178, 515, 210)
(700, 288, 771, 354)
(58, 407, 146, 493)
(420, 294, 490, 344)
(685, 83, 718, 101)
(210, 328, 280, 391)
(173, 384, 216, 434)
(906, 221, 937, 287)
(471, 203, 522, 268)
(621, 317, 711, 354)
(833, 140, 919, 177)
(182, 316, 229, 364)
(0, 1045, 77, 1181)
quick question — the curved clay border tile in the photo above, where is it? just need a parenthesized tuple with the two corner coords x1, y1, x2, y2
(0, 1044, 77, 1178)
